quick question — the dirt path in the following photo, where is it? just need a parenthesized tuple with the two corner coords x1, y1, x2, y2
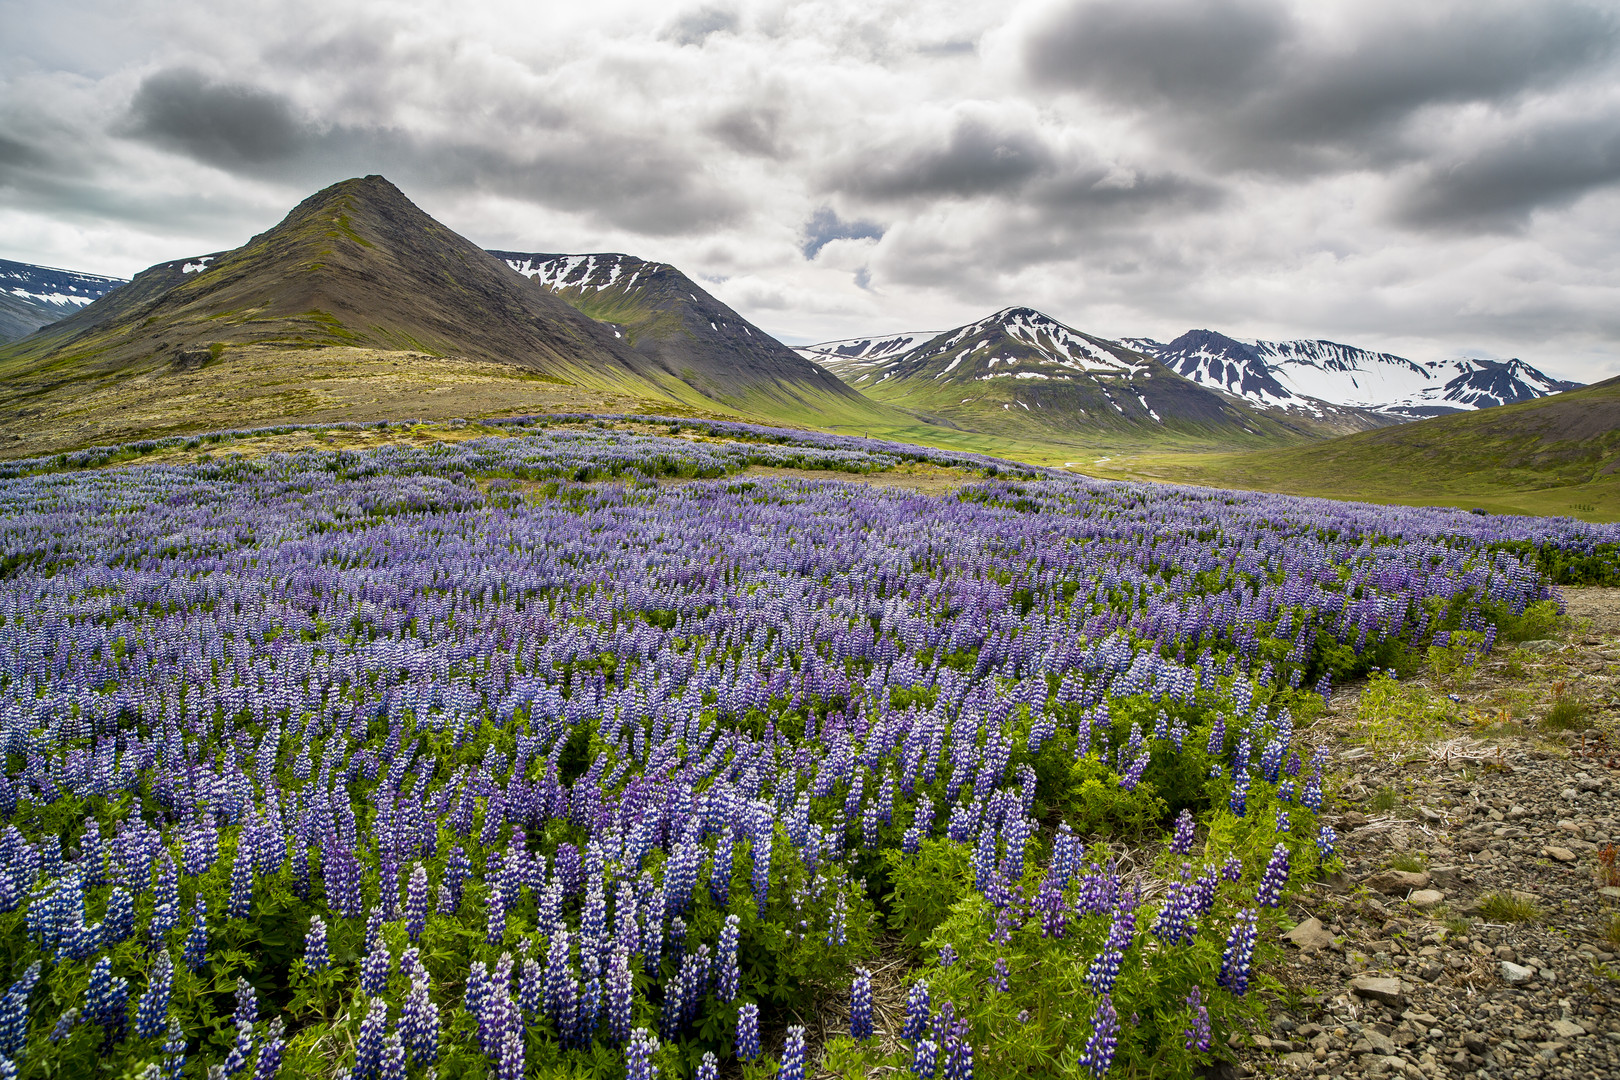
(1237, 586, 1620, 1080)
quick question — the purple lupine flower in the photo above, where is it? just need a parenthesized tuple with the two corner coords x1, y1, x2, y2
(942, 1017, 974, 1080)
(305, 915, 328, 971)
(352, 997, 389, 1080)
(1221, 855, 1242, 883)
(361, 935, 392, 998)
(1228, 768, 1250, 818)
(1256, 844, 1289, 908)
(404, 864, 429, 943)
(518, 957, 543, 1016)
(1217, 908, 1259, 996)
(444, 845, 470, 912)
(104, 887, 135, 944)
(135, 951, 174, 1039)
(1168, 809, 1194, 856)
(181, 898, 208, 971)
(49, 1008, 80, 1043)
(86, 955, 128, 1047)
(485, 885, 507, 948)
(379, 1030, 406, 1080)
(1205, 717, 1225, 756)
(1086, 904, 1133, 996)
(1183, 986, 1211, 1052)
(717, 913, 740, 1002)
(779, 1024, 807, 1080)
(253, 1017, 285, 1080)
(400, 975, 439, 1065)
(697, 1051, 719, 1080)
(989, 957, 1010, 993)
(0, 961, 39, 1059)
(850, 967, 873, 1040)
(1078, 995, 1119, 1076)
(497, 1021, 524, 1080)
(1316, 824, 1338, 863)
(162, 1017, 186, 1080)
(911, 1037, 938, 1078)
(937, 942, 956, 969)
(626, 1027, 659, 1080)
(1277, 780, 1296, 804)
(901, 980, 930, 1042)
(1274, 809, 1290, 834)
(228, 831, 255, 919)
(736, 1002, 761, 1061)
(607, 946, 633, 1045)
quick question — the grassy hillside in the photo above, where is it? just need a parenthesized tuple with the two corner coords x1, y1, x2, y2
(1089, 376, 1620, 521)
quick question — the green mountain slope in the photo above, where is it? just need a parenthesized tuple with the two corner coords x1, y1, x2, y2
(1095, 376, 1620, 520)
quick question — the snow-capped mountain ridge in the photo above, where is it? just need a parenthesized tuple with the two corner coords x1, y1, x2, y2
(1133, 330, 1578, 418)
(0, 257, 127, 344)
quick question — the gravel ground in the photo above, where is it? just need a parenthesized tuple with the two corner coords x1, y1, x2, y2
(1236, 588, 1620, 1080)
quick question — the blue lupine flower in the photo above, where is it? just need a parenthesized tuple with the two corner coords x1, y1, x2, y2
(779, 1025, 806, 1080)
(1168, 809, 1195, 856)
(253, 1018, 285, 1080)
(304, 915, 328, 972)
(1217, 908, 1259, 996)
(1317, 824, 1338, 863)
(135, 952, 174, 1039)
(626, 1027, 659, 1080)
(352, 998, 389, 1080)
(850, 967, 873, 1040)
(361, 936, 392, 998)
(1183, 986, 1211, 1052)
(902, 979, 930, 1042)
(1078, 995, 1118, 1076)
(736, 1002, 761, 1061)
(181, 899, 208, 972)
(1257, 844, 1289, 908)
(911, 1037, 938, 1078)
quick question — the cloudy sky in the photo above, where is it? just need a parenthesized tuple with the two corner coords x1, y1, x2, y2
(4, 0, 1620, 381)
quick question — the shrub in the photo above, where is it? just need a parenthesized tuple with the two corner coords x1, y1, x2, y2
(1477, 892, 1541, 923)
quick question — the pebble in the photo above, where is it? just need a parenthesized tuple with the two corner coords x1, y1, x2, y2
(1349, 975, 1406, 1008)
(1500, 960, 1535, 983)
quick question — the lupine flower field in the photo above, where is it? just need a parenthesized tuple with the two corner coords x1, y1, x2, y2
(0, 416, 1613, 1079)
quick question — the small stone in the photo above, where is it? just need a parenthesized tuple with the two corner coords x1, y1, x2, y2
(1285, 917, 1337, 951)
(1364, 870, 1430, 895)
(1520, 639, 1558, 653)
(1350, 975, 1406, 1008)
(1406, 889, 1444, 909)
(1561, 788, 1580, 801)
(1599, 886, 1620, 900)
(1549, 1020, 1585, 1039)
(1542, 846, 1578, 862)
(1416, 805, 1445, 822)
(1500, 961, 1535, 984)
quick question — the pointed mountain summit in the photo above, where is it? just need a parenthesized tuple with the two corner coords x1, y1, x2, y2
(3, 176, 899, 433)
(6, 175, 670, 392)
(493, 251, 871, 416)
(801, 307, 1328, 443)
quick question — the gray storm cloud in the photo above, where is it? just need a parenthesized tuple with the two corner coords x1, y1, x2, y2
(1, 0, 1618, 380)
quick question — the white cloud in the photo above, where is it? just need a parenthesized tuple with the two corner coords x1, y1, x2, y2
(1, 0, 1617, 381)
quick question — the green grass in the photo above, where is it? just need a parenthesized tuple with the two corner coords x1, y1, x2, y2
(1368, 787, 1401, 814)
(1478, 892, 1542, 923)
(1088, 380, 1620, 522)
(1542, 693, 1591, 731)
(1389, 852, 1428, 873)
(1605, 913, 1620, 950)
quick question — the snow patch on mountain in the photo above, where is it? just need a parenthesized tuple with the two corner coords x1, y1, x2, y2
(1133, 330, 1578, 418)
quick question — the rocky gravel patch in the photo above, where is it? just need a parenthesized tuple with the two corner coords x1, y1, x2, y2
(1236, 590, 1620, 1080)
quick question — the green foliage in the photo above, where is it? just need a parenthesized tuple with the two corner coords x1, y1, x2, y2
(884, 840, 973, 953)
(1426, 630, 1485, 690)
(1477, 892, 1541, 923)
(1354, 673, 1454, 749)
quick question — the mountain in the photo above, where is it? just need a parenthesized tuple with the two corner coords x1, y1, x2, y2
(1130, 330, 1578, 419)
(0, 176, 888, 433)
(0, 258, 125, 343)
(799, 307, 1352, 443)
(492, 250, 873, 417)
(1121, 375, 1620, 520)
